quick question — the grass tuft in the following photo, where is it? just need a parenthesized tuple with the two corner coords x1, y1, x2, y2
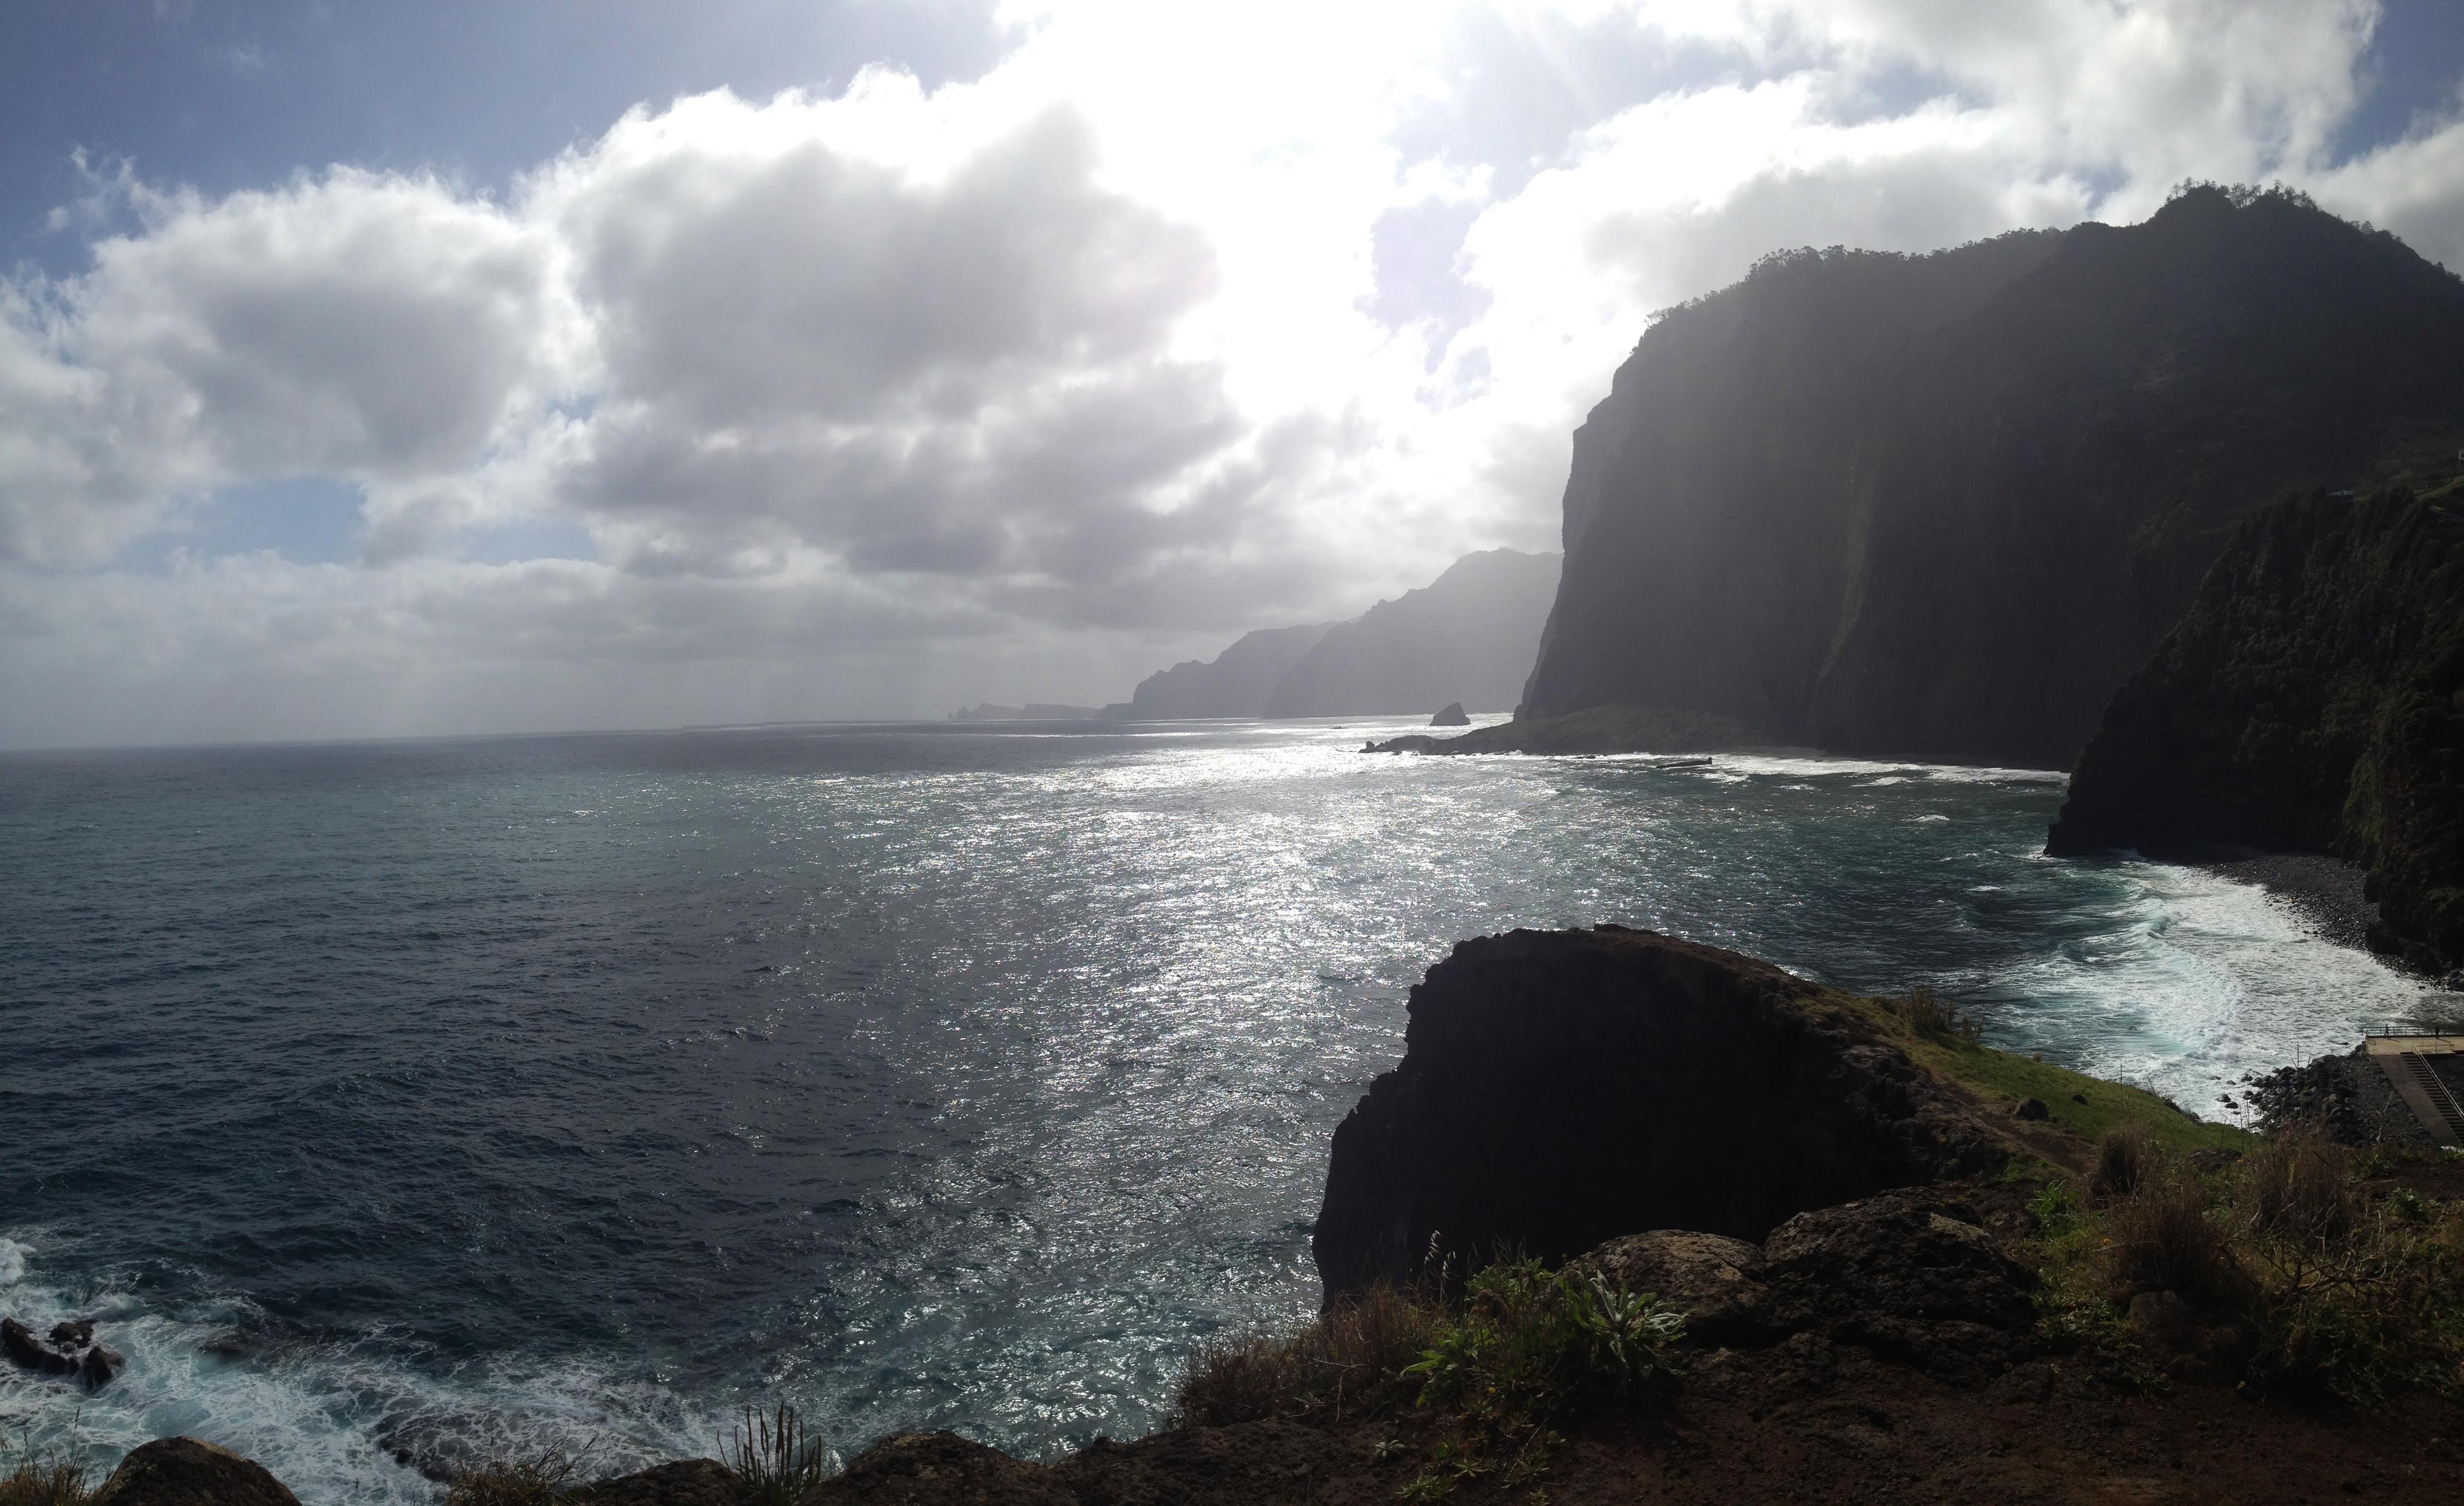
(0, 1447, 95, 1506)
(2092, 1124, 2154, 1200)
(727, 1404, 832, 1506)
(445, 1448, 585, 1506)
(1173, 1284, 1442, 1428)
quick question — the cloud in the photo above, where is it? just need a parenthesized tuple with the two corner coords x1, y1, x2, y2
(2, 0, 2460, 744)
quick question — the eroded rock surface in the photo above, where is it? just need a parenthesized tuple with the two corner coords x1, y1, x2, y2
(795, 1432, 1075, 1506)
(572, 1459, 744, 1505)
(90, 1438, 301, 1506)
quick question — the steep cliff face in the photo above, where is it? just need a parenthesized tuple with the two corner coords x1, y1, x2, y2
(1263, 549, 1559, 717)
(1313, 926, 2010, 1297)
(2048, 488, 2464, 973)
(1127, 623, 1332, 718)
(1522, 187, 2464, 767)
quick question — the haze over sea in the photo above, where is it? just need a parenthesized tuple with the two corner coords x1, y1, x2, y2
(1, 718, 2446, 1502)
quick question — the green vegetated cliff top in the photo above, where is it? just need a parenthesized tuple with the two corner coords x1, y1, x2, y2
(2052, 482, 2464, 972)
(1832, 987, 2252, 1161)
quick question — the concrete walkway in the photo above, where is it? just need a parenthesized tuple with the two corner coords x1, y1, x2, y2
(2365, 1036, 2464, 1146)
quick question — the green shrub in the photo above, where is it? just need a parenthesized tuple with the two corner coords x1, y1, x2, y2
(1395, 1260, 1683, 1495)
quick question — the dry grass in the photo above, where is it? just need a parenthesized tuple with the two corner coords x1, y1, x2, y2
(0, 1455, 95, 1506)
(2239, 1125, 2359, 1244)
(2101, 1169, 2251, 1307)
(2091, 1123, 2154, 1200)
(445, 1449, 585, 1506)
(1889, 987, 1982, 1044)
(2030, 1123, 2464, 1399)
(1171, 1284, 1444, 1428)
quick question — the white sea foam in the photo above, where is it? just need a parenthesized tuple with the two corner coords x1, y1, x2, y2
(0, 1243, 726, 1506)
(0, 1238, 29, 1287)
(1971, 859, 2439, 1122)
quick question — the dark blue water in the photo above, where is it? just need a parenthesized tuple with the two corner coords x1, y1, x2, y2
(0, 719, 2436, 1499)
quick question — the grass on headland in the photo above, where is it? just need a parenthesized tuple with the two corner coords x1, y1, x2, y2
(2027, 1123, 2464, 1398)
(1175, 1259, 1684, 1496)
(1846, 988, 2254, 1160)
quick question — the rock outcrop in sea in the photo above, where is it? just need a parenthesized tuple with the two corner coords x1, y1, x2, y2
(2048, 486, 2464, 974)
(1518, 185, 2464, 768)
(1, 1316, 123, 1390)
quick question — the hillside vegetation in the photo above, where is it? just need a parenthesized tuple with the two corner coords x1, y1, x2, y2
(2049, 484, 2464, 973)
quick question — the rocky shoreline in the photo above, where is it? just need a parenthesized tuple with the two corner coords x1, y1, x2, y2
(22, 927, 2464, 1505)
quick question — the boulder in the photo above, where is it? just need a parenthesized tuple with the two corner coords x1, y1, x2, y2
(1313, 926, 2010, 1295)
(2013, 1097, 2050, 1120)
(1429, 702, 1470, 727)
(571, 1459, 744, 1505)
(1580, 1230, 1773, 1345)
(795, 1432, 1074, 1505)
(1761, 1191, 2037, 1333)
(2, 1315, 124, 1390)
(91, 1438, 301, 1506)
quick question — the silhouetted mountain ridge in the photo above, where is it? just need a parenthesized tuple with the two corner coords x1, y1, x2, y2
(1119, 548, 1560, 719)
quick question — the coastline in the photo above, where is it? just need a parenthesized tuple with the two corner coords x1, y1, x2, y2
(2194, 850, 2381, 954)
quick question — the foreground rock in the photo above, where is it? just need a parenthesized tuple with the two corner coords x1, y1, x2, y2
(2048, 488, 2464, 973)
(798, 1432, 1075, 1505)
(571, 1459, 744, 1505)
(1313, 926, 2013, 1295)
(1363, 703, 1756, 755)
(2, 1315, 125, 1390)
(91, 1438, 300, 1506)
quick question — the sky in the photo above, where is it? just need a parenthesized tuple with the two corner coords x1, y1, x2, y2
(4, 1, 2464, 748)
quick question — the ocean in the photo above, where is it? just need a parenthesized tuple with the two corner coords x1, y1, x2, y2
(0, 718, 2445, 1501)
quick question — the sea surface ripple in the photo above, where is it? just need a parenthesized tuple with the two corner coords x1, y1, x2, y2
(0, 718, 2444, 1501)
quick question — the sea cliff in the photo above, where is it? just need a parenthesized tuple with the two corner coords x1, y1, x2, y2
(2048, 486, 2464, 974)
(1520, 186, 2464, 767)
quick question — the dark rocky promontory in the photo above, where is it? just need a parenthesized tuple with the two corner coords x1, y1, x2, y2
(2048, 486, 2464, 973)
(1518, 186, 2464, 767)
(1313, 926, 2013, 1295)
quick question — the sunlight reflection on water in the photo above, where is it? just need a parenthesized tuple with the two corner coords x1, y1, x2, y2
(0, 718, 2446, 1500)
